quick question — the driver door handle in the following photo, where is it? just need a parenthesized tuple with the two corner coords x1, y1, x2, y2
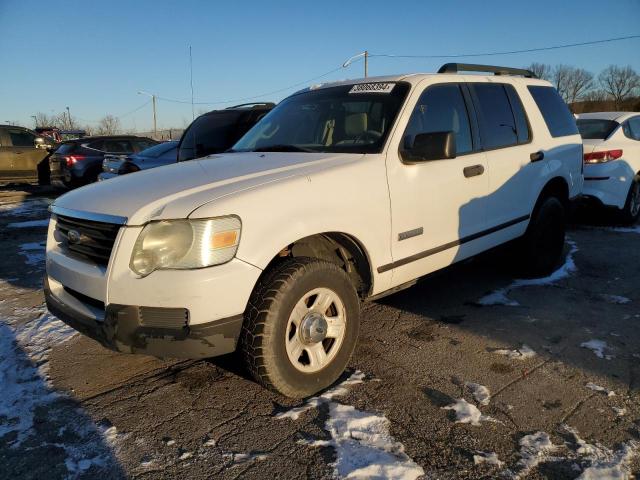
(463, 164, 484, 178)
(530, 151, 545, 162)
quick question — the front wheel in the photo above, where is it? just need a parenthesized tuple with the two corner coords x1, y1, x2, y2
(240, 258, 360, 398)
(620, 177, 640, 225)
(519, 196, 566, 277)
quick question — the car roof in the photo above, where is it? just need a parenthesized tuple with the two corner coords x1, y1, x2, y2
(577, 112, 639, 122)
(66, 135, 154, 143)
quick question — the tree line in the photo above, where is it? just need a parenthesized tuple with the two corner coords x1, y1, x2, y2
(33, 111, 122, 136)
(527, 63, 640, 110)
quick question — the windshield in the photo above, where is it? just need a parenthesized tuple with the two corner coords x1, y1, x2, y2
(139, 141, 178, 158)
(577, 119, 619, 139)
(232, 82, 410, 154)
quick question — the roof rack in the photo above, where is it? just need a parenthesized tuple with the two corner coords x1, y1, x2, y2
(225, 102, 276, 110)
(437, 63, 537, 78)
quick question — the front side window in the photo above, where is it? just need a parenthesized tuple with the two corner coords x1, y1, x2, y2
(470, 83, 520, 149)
(402, 83, 473, 155)
(232, 82, 411, 154)
(8, 129, 36, 147)
(577, 119, 619, 140)
(179, 111, 244, 161)
(528, 86, 579, 138)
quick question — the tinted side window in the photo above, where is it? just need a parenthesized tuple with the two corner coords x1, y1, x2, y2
(628, 117, 640, 140)
(8, 129, 36, 147)
(505, 85, 530, 144)
(87, 140, 105, 151)
(527, 86, 579, 138)
(470, 84, 519, 149)
(103, 140, 133, 153)
(403, 84, 473, 155)
(179, 112, 242, 161)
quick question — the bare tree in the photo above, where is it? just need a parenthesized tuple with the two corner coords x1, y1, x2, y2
(528, 63, 552, 81)
(598, 65, 640, 109)
(552, 65, 594, 104)
(34, 112, 59, 128)
(95, 115, 121, 135)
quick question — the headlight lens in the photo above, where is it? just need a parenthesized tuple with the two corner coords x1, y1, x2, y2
(130, 216, 241, 276)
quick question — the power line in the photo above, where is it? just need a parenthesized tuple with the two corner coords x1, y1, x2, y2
(369, 34, 640, 59)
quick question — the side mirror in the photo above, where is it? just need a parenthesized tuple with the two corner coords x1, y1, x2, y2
(402, 131, 457, 162)
(34, 137, 46, 149)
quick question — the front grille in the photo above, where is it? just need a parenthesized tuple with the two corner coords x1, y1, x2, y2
(139, 307, 189, 329)
(56, 214, 120, 266)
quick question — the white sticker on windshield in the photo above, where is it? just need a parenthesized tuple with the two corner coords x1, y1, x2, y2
(349, 83, 395, 94)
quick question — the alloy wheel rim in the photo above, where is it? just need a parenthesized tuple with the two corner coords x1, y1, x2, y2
(285, 287, 346, 373)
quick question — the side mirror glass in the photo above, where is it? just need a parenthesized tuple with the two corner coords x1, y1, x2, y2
(402, 131, 457, 162)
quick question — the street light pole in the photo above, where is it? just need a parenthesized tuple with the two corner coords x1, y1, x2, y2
(138, 91, 157, 138)
(31, 115, 37, 127)
(342, 51, 369, 78)
(66, 106, 73, 129)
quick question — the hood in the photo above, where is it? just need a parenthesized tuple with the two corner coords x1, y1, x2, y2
(53, 152, 362, 225)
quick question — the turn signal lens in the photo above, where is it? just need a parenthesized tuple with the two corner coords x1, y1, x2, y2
(583, 149, 623, 164)
(212, 230, 238, 250)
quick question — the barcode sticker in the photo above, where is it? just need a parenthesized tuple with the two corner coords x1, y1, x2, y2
(349, 83, 395, 94)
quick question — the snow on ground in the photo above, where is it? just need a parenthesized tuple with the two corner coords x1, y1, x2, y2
(581, 339, 613, 359)
(0, 198, 51, 216)
(504, 432, 559, 479)
(599, 294, 631, 304)
(608, 225, 640, 234)
(7, 219, 50, 228)
(279, 371, 423, 479)
(477, 240, 578, 306)
(442, 399, 496, 426)
(585, 382, 616, 397)
(465, 382, 491, 406)
(493, 344, 537, 360)
(18, 241, 46, 267)
(473, 451, 503, 467)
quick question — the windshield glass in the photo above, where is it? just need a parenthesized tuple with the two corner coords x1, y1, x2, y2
(577, 119, 619, 139)
(140, 141, 178, 158)
(232, 82, 410, 154)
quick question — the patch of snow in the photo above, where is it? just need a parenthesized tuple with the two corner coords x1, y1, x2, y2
(442, 399, 495, 426)
(276, 370, 365, 420)
(608, 225, 640, 234)
(505, 432, 559, 479)
(599, 294, 631, 304)
(612, 407, 626, 417)
(494, 344, 537, 360)
(223, 452, 268, 464)
(477, 289, 520, 306)
(321, 402, 424, 479)
(7, 219, 50, 228)
(586, 383, 615, 397)
(165, 439, 176, 446)
(465, 382, 491, 406)
(203, 438, 216, 447)
(581, 340, 611, 359)
(18, 241, 46, 266)
(178, 452, 193, 461)
(0, 198, 51, 216)
(473, 451, 503, 467)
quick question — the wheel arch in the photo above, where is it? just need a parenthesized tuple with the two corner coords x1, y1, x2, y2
(534, 176, 570, 214)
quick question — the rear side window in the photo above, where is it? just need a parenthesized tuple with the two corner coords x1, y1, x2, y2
(55, 143, 77, 154)
(527, 86, 579, 138)
(402, 83, 473, 155)
(86, 140, 105, 151)
(8, 129, 36, 147)
(103, 139, 133, 153)
(577, 119, 619, 139)
(470, 83, 525, 150)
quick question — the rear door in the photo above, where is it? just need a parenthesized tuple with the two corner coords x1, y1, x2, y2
(468, 81, 537, 230)
(4, 128, 47, 178)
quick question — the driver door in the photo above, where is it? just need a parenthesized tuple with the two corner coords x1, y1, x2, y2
(384, 82, 489, 286)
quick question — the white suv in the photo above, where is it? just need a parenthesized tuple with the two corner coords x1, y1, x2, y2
(45, 64, 583, 398)
(577, 112, 640, 223)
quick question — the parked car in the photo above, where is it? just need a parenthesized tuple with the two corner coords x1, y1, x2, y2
(98, 141, 179, 181)
(177, 103, 274, 162)
(45, 64, 582, 398)
(49, 135, 157, 188)
(0, 125, 53, 184)
(577, 112, 640, 223)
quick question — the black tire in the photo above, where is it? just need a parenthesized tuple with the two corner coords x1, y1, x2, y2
(519, 196, 566, 277)
(620, 177, 640, 225)
(240, 257, 360, 398)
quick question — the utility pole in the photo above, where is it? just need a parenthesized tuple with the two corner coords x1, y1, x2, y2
(189, 46, 195, 120)
(66, 106, 73, 129)
(31, 115, 37, 127)
(138, 91, 158, 138)
(364, 50, 368, 78)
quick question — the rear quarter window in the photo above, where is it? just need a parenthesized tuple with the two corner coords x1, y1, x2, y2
(527, 86, 578, 138)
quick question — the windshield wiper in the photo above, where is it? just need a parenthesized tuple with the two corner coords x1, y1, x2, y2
(251, 144, 314, 153)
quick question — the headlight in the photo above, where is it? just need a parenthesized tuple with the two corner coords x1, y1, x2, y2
(130, 216, 241, 276)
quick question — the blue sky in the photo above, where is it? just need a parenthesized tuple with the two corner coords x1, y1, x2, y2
(1, 0, 639, 131)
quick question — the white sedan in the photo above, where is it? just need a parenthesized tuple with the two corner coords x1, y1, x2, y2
(577, 112, 640, 223)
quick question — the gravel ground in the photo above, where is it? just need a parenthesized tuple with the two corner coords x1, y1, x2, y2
(1, 183, 639, 479)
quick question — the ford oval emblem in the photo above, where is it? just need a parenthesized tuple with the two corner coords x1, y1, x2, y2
(67, 229, 81, 244)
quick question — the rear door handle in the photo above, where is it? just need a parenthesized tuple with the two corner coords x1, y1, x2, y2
(463, 164, 485, 178)
(530, 151, 544, 162)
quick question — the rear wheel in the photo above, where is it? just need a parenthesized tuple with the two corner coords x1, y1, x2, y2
(519, 196, 566, 277)
(240, 258, 360, 398)
(620, 177, 640, 225)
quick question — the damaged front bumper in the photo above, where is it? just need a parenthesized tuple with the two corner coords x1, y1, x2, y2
(44, 276, 243, 359)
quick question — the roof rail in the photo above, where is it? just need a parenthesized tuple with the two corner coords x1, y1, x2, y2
(226, 102, 276, 109)
(437, 63, 537, 78)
